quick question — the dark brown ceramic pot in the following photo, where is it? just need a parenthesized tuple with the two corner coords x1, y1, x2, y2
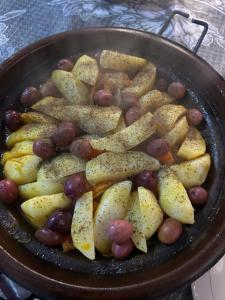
(0, 15, 225, 300)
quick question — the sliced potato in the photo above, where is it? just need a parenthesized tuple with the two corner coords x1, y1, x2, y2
(37, 153, 86, 181)
(103, 71, 130, 90)
(81, 134, 102, 140)
(43, 105, 122, 134)
(138, 187, 163, 239)
(158, 168, 194, 224)
(71, 191, 95, 260)
(170, 154, 211, 188)
(154, 104, 187, 136)
(123, 62, 157, 97)
(32, 96, 68, 113)
(161, 92, 175, 105)
(110, 115, 126, 134)
(139, 90, 174, 113)
(164, 116, 189, 147)
(52, 70, 89, 104)
(90, 112, 155, 152)
(21, 193, 70, 228)
(19, 181, 64, 199)
(6, 123, 57, 147)
(4, 155, 42, 185)
(127, 191, 147, 253)
(100, 50, 147, 72)
(86, 151, 160, 185)
(1, 141, 34, 165)
(94, 181, 132, 254)
(21, 112, 58, 124)
(72, 55, 99, 86)
(177, 127, 206, 160)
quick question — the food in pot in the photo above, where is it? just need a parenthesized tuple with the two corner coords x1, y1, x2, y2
(111, 239, 134, 259)
(64, 173, 89, 200)
(187, 108, 203, 126)
(0, 179, 19, 204)
(20, 86, 41, 107)
(39, 79, 61, 98)
(93, 89, 113, 106)
(46, 210, 72, 233)
(57, 58, 74, 72)
(0, 50, 211, 260)
(35, 228, 64, 246)
(4, 110, 22, 132)
(157, 218, 183, 244)
(33, 139, 56, 160)
(51, 122, 78, 147)
(107, 220, 133, 244)
(125, 106, 142, 125)
(168, 82, 186, 99)
(187, 186, 208, 205)
(135, 170, 158, 192)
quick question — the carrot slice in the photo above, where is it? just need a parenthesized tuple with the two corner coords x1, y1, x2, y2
(159, 151, 174, 165)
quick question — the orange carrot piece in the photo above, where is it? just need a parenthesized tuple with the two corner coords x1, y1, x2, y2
(159, 151, 174, 165)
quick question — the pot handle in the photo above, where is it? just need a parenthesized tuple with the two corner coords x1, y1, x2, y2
(158, 10, 208, 54)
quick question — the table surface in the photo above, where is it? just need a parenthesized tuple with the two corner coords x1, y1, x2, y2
(0, 0, 224, 299)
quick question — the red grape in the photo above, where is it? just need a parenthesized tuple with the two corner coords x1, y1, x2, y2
(0, 179, 19, 204)
(107, 220, 133, 244)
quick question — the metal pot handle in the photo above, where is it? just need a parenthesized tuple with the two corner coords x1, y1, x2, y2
(158, 10, 208, 54)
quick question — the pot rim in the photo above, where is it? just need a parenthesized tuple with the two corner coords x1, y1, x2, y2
(0, 27, 225, 299)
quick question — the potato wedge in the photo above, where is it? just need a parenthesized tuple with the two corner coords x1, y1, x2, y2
(154, 104, 187, 136)
(4, 155, 42, 185)
(94, 181, 132, 254)
(32, 96, 68, 113)
(177, 127, 206, 160)
(127, 191, 147, 253)
(100, 50, 147, 72)
(90, 112, 155, 153)
(161, 92, 175, 105)
(21, 193, 70, 228)
(21, 112, 58, 124)
(51, 70, 89, 104)
(71, 191, 95, 260)
(81, 134, 102, 140)
(123, 62, 157, 97)
(138, 187, 163, 239)
(164, 116, 189, 147)
(72, 55, 99, 86)
(110, 115, 126, 134)
(103, 71, 130, 89)
(170, 154, 211, 188)
(158, 168, 194, 224)
(86, 151, 160, 185)
(139, 90, 174, 113)
(37, 153, 86, 181)
(43, 105, 122, 134)
(19, 181, 64, 199)
(6, 123, 57, 147)
(1, 141, 34, 165)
